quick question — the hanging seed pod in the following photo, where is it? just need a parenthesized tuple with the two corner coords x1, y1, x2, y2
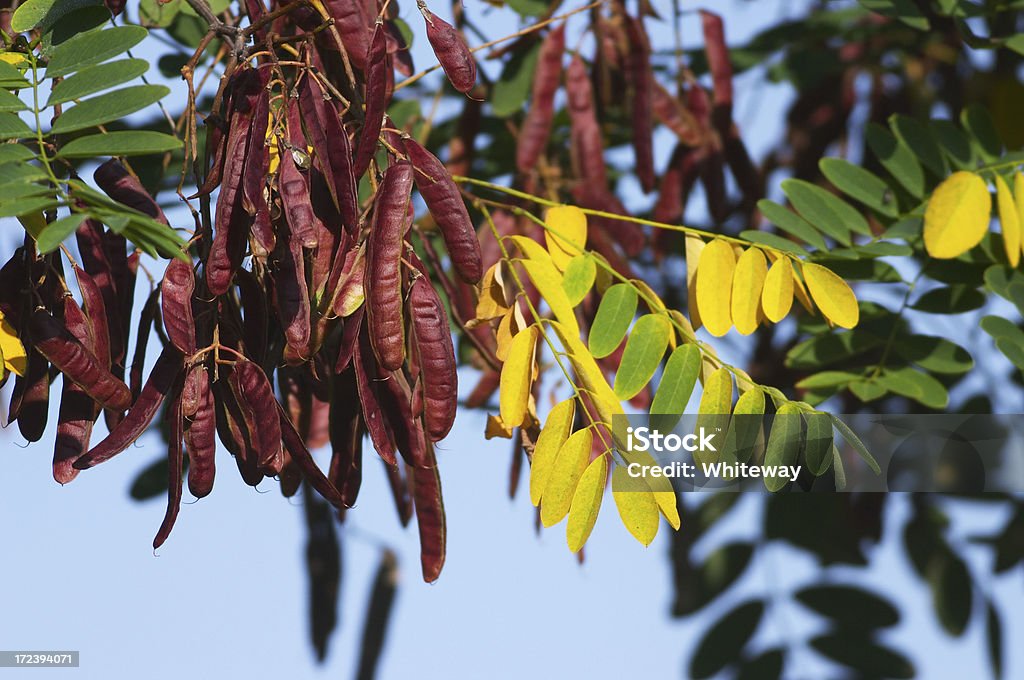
(624, 15, 655, 194)
(242, 85, 271, 216)
(419, 2, 476, 94)
(153, 390, 184, 550)
(129, 289, 160, 402)
(278, 402, 348, 509)
(566, 54, 608, 189)
(11, 348, 50, 442)
(516, 23, 565, 174)
(410, 444, 445, 582)
(160, 255, 196, 355)
(53, 297, 98, 484)
(272, 221, 312, 357)
(404, 137, 482, 284)
(213, 377, 263, 486)
(352, 22, 389, 179)
(364, 161, 413, 371)
(94, 159, 169, 225)
(323, 0, 374, 70)
(236, 268, 269, 365)
(329, 369, 363, 507)
(407, 275, 457, 441)
(230, 359, 284, 473)
(353, 328, 398, 464)
(184, 368, 216, 499)
(181, 363, 205, 418)
(75, 218, 125, 369)
(280, 97, 321, 249)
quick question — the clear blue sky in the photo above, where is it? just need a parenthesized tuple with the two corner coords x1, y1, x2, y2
(1, 1, 1022, 678)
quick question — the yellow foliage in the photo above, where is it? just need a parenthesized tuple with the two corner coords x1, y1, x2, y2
(731, 248, 768, 335)
(802, 262, 859, 329)
(0, 311, 27, 377)
(611, 466, 661, 546)
(696, 239, 736, 337)
(544, 205, 588, 271)
(566, 454, 607, 552)
(761, 256, 794, 323)
(530, 398, 576, 506)
(998, 174, 1021, 268)
(498, 325, 537, 427)
(540, 428, 593, 527)
(923, 171, 991, 259)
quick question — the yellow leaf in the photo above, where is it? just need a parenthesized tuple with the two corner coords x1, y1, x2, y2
(499, 325, 537, 427)
(550, 321, 624, 428)
(0, 312, 27, 377)
(685, 234, 705, 331)
(696, 238, 736, 337)
(731, 248, 768, 335)
(761, 256, 794, 323)
(530, 398, 576, 506)
(540, 428, 593, 527)
(802, 262, 859, 329)
(1016, 173, 1024, 261)
(792, 268, 815, 313)
(484, 414, 515, 439)
(0, 52, 27, 67)
(475, 263, 509, 322)
(696, 367, 733, 465)
(566, 454, 607, 552)
(653, 488, 681, 530)
(611, 466, 660, 546)
(544, 205, 588, 271)
(509, 235, 581, 338)
(924, 171, 991, 259)
(494, 308, 523, 362)
(625, 450, 681, 530)
(997, 175, 1021, 268)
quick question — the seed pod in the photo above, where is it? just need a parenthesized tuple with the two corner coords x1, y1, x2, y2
(194, 113, 229, 198)
(30, 308, 132, 412)
(236, 268, 269, 365)
(278, 402, 348, 510)
(420, 4, 476, 94)
(53, 297, 97, 484)
(319, 96, 358, 233)
(129, 289, 160, 402)
(73, 346, 183, 470)
(153, 391, 183, 550)
(323, 0, 373, 70)
(273, 221, 312, 357)
(408, 276, 456, 441)
(352, 23, 388, 179)
(184, 369, 216, 498)
(385, 19, 415, 76)
(652, 82, 703, 146)
(181, 364, 205, 419)
(365, 161, 413, 371)
(242, 88, 271, 216)
(385, 460, 413, 526)
(231, 359, 283, 473)
(376, 366, 431, 469)
(94, 160, 169, 225)
(335, 305, 363, 374)
(74, 266, 111, 372)
(161, 255, 197, 355)
(405, 138, 482, 284)
(410, 446, 445, 582)
(516, 24, 565, 174)
(298, 75, 340, 214)
(329, 369, 363, 507)
(353, 329, 397, 464)
(566, 54, 608, 189)
(280, 100, 321, 249)
(213, 377, 263, 486)
(624, 15, 655, 194)
(11, 348, 49, 442)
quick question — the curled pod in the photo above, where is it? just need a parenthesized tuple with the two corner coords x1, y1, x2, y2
(516, 23, 565, 174)
(53, 297, 98, 484)
(94, 160, 169, 225)
(407, 276, 457, 441)
(352, 22, 389, 179)
(73, 346, 183, 470)
(410, 444, 446, 583)
(230, 359, 284, 473)
(404, 137, 482, 284)
(30, 308, 132, 413)
(153, 390, 184, 550)
(183, 369, 216, 498)
(364, 161, 413, 371)
(419, 4, 476, 94)
(160, 255, 197, 355)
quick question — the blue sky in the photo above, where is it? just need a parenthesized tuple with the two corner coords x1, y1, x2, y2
(2, 1, 1023, 678)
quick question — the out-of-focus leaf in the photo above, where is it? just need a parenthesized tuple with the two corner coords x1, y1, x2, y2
(877, 366, 949, 409)
(491, 41, 540, 117)
(866, 122, 925, 197)
(894, 335, 973, 374)
(689, 600, 764, 679)
(929, 552, 973, 636)
(782, 178, 870, 243)
(738, 230, 810, 256)
(786, 330, 883, 369)
(819, 157, 899, 217)
(961, 104, 1002, 160)
(810, 633, 914, 678)
(891, 114, 948, 176)
(757, 199, 829, 249)
(911, 285, 985, 313)
(796, 584, 900, 629)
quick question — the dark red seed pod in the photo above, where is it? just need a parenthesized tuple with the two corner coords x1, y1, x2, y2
(161, 255, 197, 355)
(94, 160, 169, 225)
(624, 15, 655, 194)
(11, 348, 49, 442)
(76, 219, 125, 370)
(323, 0, 374, 71)
(250, 205, 276, 258)
(374, 361, 429, 469)
(410, 444, 445, 583)
(236, 268, 269, 365)
(365, 161, 413, 371)
(566, 54, 608, 189)
(273, 221, 312, 357)
(384, 19, 415, 76)
(298, 75, 340, 214)
(404, 137, 482, 284)
(407, 276, 456, 441)
(153, 390, 184, 550)
(652, 82, 703, 146)
(516, 23, 565, 174)
(329, 369, 363, 507)
(384, 461, 413, 526)
(129, 289, 160, 402)
(231, 359, 284, 473)
(420, 4, 476, 94)
(280, 100, 321, 249)
(73, 347, 183, 470)
(353, 328, 397, 464)
(352, 22, 388, 179)
(316, 93, 358, 233)
(74, 266, 111, 373)
(184, 370, 216, 499)
(700, 10, 733, 119)
(181, 364, 205, 419)
(53, 297, 98, 484)
(213, 377, 263, 486)
(194, 113, 229, 198)
(242, 86, 271, 217)
(30, 308, 132, 413)
(278, 401, 347, 510)
(335, 305, 363, 374)
(0, 247, 27, 320)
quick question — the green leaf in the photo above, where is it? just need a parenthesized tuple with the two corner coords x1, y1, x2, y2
(810, 634, 914, 678)
(756, 199, 829, 249)
(51, 85, 170, 135)
(673, 542, 753, 615)
(561, 254, 595, 307)
(796, 584, 900, 629)
(614, 314, 671, 400)
(46, 59, 150, 107)
(786, 331, 884, 369)
(850, 378, 887, 402)
(960, 104, 1002, 161)
(0, 160, 47, 185)
(764, 403, 802, 491)
(722, 389, 765, 464)
(35, 213, 87, 253)
(894, 335, 973, 374)
(890, 114, 948, 176)
(689, 600, 764, 679)
(0, 112, 34, 140)
(858, 0, 929, 29)
(830, 413, 881, 474)
(650, 344, 701, 433)
(140, 0, 182, 27)
(931, 119, 976, 169)
(588, 283, 637, 359)
(0, 61, 30, 89)
(782, 178, 871, 243)
(0, 183, 52, 202)
(796, 370, 861, 390)
(810, 257, 902, 282)
(853, 241, 913, 257)
(0, 89, 27, 113)
(491, 41, 540, 117)
(866, 122, 925, 197)
(981, 315, 1024, 369)
(0, 195, 59, 217)
(930, 553, 973, 636)
(737, 230, 809, 256)
(819, 158, 899, 217)
(505, 0, 549, 16)
(0, 145, 34, 166)
(11, 0, 103, 32)
(911, 285, 985, 314)
(45, 25, 148, 79)
(803, 411, 833, 476)
(57, 131, 182, 158)
(877, 366, 949, 409)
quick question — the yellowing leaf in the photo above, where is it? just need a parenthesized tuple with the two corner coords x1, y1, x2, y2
(566, 454, 607, 552)
(551, 321, 624, 428)
(923, 171, 991, 259)
(540, 428, 593, 527)
(0, 311, 27, 376)
(1016, 173, 1024, 261)
(611, 466, 660, 546)
(696, 367, 733, 465)
(802, 262, 859, 329)
(499, 325, 537, 427)
(613, 314, 671, 400)
(792, 268, 815, 313)
(562, 254, 596, 306)
(475, 263, 509, 322)
(485, 414, 515, 439)
(495, 308, 524, 362)
(761, 256, 794, 323)
(685, 234, 705, 331)
(530, 398, 576, 506)
(696, 238, 736, 337)
(509, 236, 581, 337)
(544, 205, 588, 271)
(997, 175, 1020, 268)
(731, 248, 768, 335)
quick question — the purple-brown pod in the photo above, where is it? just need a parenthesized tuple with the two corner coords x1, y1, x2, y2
(184, 368, 216, 499)
(161, 255, 197, 355)
(94, 160, 169, 225)
(407, 276, 456, 441)
(516, 23, 565, 174)
(53, 297, 98, 484)
(231, 359, 283, 473)
(329, 369, 363, 507)
(272, 221, 312, 357)
(352, 22, 388, 179)
(213, 377, 263, 486)
(624, 15, 655, 194)
(410, 444, 446, 582)
(420, 4, 476, 94)
(277, 401, 348, 510)
(353, 328, 397, 464)
(74, 266, 111, 373)
(153, 390, 184, 550)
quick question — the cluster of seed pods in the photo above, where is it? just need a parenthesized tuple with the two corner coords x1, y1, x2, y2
(0, 0, 480, 583)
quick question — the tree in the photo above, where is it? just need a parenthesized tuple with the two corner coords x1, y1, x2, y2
(0, 0, 1022, 677)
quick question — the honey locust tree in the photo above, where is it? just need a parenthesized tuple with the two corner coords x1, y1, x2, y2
(1, 0, 1023, 677)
